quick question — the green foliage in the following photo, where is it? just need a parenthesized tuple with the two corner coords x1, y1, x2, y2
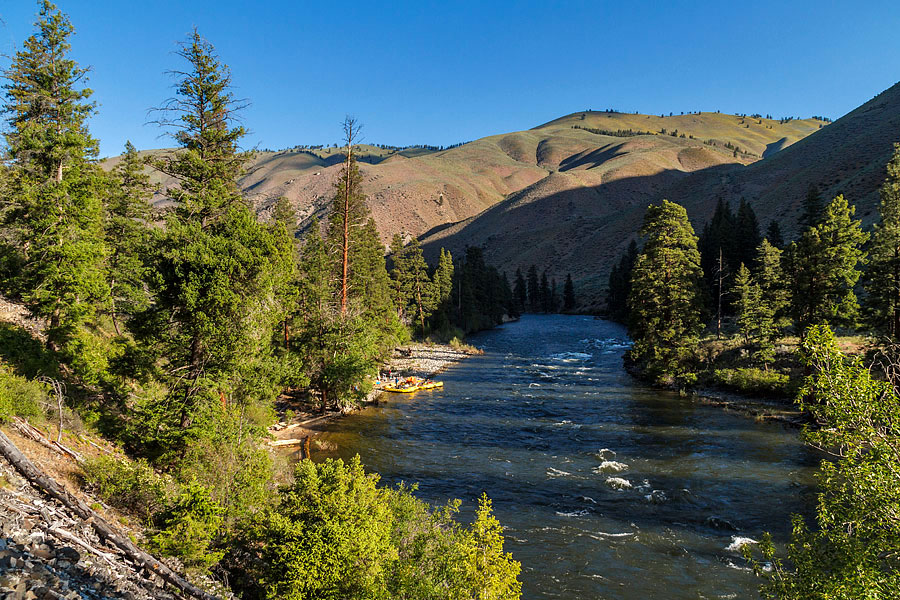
(150, 478, 225, 570)
(748, 325, 900, 598)
(254, 456, 397, 600)
(457, 494, 523, 600)
(2, 1, 109, 362)
(451, 247, 514, 333)
(627, 200, 704, 385)
(711, 367, 790, 396)
(606, 239, 638, 322)
(799, 184, 823, 230)
(864, 142, 900, 337)
(390, 236, 436, 339)
(104, 141, 153, 335)
(132, 33, 295, 454)
(251, 456, 521, 600)
(784, 194, 868, 334)
(0, 365, 47, 423)
(732, 239, 790, 368)
(81, 455, 170, 523)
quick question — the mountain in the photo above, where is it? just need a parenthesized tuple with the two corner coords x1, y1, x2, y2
(106, 105, 843, 308)
(418, 84, 900, 308)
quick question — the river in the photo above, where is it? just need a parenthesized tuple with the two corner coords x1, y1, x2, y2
(317, 314, 817, 599)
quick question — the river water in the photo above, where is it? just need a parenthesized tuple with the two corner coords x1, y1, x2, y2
(317, 315, 817, 599)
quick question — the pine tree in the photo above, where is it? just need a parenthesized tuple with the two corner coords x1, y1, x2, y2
(330, 117, 364, 316)
(784, 194, 868, 335)
(430, 248, 454, 330)
(735, 198, 762, 270)
(733, 263, 758, 344)
(513, 268, 527, 314)
(148, 30, 247, 228)
(766, 221, 785, 249)
(864, 143, 900, 337)
(105, 141, 153, 335)
(134, 31, 295, 452)
(799, 184, 824, 230)
(390, 237, 434, 339)
(539, 270, 550, 312)
(627, 200, 704, 384)
(526, 264, 539, 312)
(563, 274, 576, 311)
(1, 1, 108, 358)
(754, 239, 790, 367)
(606, 240, 638, 322)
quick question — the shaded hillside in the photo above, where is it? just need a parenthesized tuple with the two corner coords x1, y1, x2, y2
(105, 110, 823, 251)
(420, 83, 900, 309)
(668, 82, 900, 234)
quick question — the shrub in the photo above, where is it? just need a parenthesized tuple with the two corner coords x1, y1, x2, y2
(81, 455, 170, 522)
(251, 456, 521, 600)
(0, 366, 47, 423)
(150, 478, 225, 570)
(712, 367, 790, 396)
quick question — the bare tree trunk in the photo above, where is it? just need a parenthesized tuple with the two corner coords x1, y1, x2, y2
(716, 247, 723, 340)
(340, 117, 358, 317)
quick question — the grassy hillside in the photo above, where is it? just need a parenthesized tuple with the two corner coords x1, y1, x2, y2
(104, 104, 835, 308)
(419, 84, 900, 308)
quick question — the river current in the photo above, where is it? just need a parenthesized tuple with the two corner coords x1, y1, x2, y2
(317, 315, 817, 599)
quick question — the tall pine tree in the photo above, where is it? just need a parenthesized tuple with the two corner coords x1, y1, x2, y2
(134, 31, 295, 454)
(2, 1, 108, 362)
(784, 194, 867, 335)
(105, 141, 153, 335)
(627, 200, 704, 384)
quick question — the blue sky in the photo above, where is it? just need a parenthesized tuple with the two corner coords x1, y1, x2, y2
(2, 0, 899, 157)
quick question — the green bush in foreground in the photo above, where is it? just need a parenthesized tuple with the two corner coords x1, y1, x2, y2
(251, 456, 521, 600)
(150, 478, 225, 571)
(746, 325, 900, 598)
(81, 455, 170, 523)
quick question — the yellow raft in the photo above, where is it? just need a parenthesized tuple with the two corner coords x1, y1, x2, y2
(383, 378, 444, 393)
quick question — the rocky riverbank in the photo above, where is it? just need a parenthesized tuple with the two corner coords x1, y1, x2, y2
(269, 343, 476, 449)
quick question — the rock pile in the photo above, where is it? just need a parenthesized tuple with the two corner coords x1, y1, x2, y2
(0, 458, 178, 600)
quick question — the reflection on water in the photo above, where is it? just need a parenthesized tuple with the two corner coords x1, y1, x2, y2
(317, 315, 817, 599)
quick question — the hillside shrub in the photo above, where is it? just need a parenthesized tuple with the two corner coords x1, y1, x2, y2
(0, 366, 46, 423)
(150, 478, 225, 570)
(712, 367, 790, 396)
(81, 455, 170, 523)
(250, 456, 522, 600)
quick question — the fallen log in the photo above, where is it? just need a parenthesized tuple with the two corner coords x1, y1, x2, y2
(0, 429, 220, 600)
(268, 438, 305, 447)
(11, 417, 84, 463)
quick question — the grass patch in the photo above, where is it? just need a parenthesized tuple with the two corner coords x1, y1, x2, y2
(711, 367, 791, 396)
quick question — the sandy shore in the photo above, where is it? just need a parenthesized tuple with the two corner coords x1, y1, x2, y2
(268, 343, 476, 449)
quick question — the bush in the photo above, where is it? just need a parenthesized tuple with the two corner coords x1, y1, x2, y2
(0, 366, 47, 423)
(712, 367, 790, 396)
(150, 478, 225, 570)
(81, 455, 170, 523)
(250, 456, 521, 600)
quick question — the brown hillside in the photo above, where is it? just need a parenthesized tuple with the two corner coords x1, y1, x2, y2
(420, 83, 900, 308)
(105, 109, 822, 253)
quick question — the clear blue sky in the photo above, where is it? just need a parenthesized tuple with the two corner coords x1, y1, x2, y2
(2, 0, 899, 157)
